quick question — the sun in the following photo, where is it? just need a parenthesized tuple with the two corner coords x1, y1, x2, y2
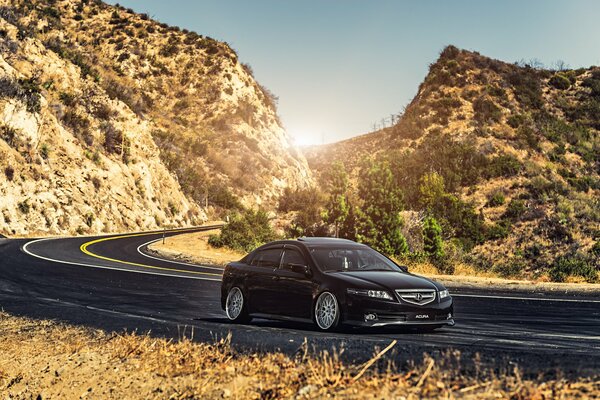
(291, 131, 322, 147)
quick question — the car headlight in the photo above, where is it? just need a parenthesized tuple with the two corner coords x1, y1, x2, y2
(347, 288, 394, 301)
(439, 289, 450, 299)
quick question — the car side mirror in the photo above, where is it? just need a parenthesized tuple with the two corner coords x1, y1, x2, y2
(289, 263, 311, 277)
(400, 265, 409, 273)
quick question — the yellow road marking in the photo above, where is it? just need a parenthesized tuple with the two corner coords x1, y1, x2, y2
(80, 229, 222, 277)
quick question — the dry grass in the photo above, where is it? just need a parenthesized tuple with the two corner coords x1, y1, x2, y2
(148, 225, 244, 267)
(0, 311, 597, 399)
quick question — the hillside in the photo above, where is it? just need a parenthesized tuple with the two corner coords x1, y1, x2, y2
(0, 0, 313, 236)
(305, 46, 599, 281)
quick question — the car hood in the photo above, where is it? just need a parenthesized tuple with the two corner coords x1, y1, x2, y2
(328, 270, 444, 291)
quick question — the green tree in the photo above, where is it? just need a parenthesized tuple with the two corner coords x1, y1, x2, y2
(423, 216, 444, 260)
(338, 202, 358, 241)
(356, 160, 408, 256)
(322, 162, 350, 237)
(419, 172, 446, 210)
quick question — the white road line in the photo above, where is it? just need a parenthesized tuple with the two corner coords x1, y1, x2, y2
(136, 238, 225, 271)
(22, 238, 222, 282)
(452, 293, 600, 303)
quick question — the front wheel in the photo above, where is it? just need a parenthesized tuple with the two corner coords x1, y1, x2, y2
(314, 291, 340, 331)
(225, 286, 251, 323)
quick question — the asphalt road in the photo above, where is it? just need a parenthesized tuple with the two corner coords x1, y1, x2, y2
(1, 227, 599, 376)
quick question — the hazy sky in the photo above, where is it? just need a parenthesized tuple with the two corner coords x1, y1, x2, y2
(108, 1, 600, 145)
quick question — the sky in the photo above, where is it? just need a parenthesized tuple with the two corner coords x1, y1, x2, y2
(108, 1, 600, 145)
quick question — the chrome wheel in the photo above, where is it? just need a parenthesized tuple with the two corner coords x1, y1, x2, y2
(315, 292, 339, 330)
(226, 287, 244, 320)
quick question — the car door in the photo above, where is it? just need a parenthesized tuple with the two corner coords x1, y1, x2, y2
(246, 247, 282, 314)
(274, 246, 315, 319)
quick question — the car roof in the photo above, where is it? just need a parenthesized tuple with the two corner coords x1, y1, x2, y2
(258, 237, 363, 249)
(297, 237, 358, 244)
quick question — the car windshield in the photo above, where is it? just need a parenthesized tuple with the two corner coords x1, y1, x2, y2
(309, 246, 402, 272)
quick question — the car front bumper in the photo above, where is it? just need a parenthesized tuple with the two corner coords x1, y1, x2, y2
(342, 296, 454, 327)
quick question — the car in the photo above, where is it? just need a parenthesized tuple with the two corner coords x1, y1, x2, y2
(220, 237, 454, 331)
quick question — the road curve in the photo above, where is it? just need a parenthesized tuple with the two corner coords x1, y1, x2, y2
(1, 228, 599, 375)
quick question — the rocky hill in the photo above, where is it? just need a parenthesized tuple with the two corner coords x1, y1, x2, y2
(0, 0, 313, 236)
(306, 46, 599, 280)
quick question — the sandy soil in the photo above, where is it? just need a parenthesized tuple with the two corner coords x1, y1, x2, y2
(0, 311, 597, 399)
(149, 231, 600, 293)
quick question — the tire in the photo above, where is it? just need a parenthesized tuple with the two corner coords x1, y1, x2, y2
(314, 291, 340, 331)
(225, 286, 251, 323)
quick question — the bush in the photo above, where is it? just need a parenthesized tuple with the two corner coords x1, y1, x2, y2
(549, 73, 570, 90)
(507, 113, 528, 129)
(507, 69, 543, 109)
(493, 259, 524, 278)
(486, 154, 522, 178)
(17, 200, 29, 214)
(4, 165, 14, 181)
(473, 96, 502, 123)
(101, 122, 123, 154)
(422, 216, 444, 260)
(39, 143, 50, 159)
(0, 76, 41, 113)
(503, 199, 527, 220)
(549, 254, 597, 283)
(486, 191, 505, 207)
(0, 124, 18, 147)
(486, 221, 510, 240)
(208, 209, 277, 253)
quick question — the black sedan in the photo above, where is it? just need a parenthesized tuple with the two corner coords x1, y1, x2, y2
(221, 237, 454, 331)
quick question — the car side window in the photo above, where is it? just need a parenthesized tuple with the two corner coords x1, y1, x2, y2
(281, 249, 306, 269)
(250, 248, 282, 269)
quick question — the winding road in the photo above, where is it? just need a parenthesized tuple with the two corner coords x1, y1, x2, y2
(1, 226, 599, 375)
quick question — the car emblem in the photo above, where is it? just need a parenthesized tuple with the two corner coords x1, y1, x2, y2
(415, 293, 423, 301)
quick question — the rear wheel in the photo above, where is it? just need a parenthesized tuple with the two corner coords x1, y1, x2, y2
(225, 287, 251, 323)
(314, 291, 340, 331)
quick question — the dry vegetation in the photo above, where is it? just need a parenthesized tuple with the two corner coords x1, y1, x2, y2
(148, 227, 243, 267)
(0, 0, 312, 210)
(0, 311, 597, 399)
(305, 46, 599, 282)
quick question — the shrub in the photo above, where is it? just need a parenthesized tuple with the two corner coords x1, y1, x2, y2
(486, 221, 510, 240)
(59, 91, 77, 107)
(0, 76, 41, 113)
(493, 259, 524, 278)
(549, 254, 597, 283)
(507, 69, 543, 109)
(503, 199, 527, 220)
(507, 113, 527, 129)
(0, 124, 18, 147)
(486, 154, 522, 178)
(422, 216, 444, 260)
(549, 73, 571, 90)
(101, 122, 123, 154)
(39, 143, 50, 159)
(473, 96, 502, 123)
(486, 191, 506, 207)
(592, 241, 600, 257)
(208, 209, 277, 253)
(17, 200, 30, 214)
(84, 212, 94, 227)
(4, 165, 14, 181)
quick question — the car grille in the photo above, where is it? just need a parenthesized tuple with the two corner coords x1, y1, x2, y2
(395, 289, 436, 306)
